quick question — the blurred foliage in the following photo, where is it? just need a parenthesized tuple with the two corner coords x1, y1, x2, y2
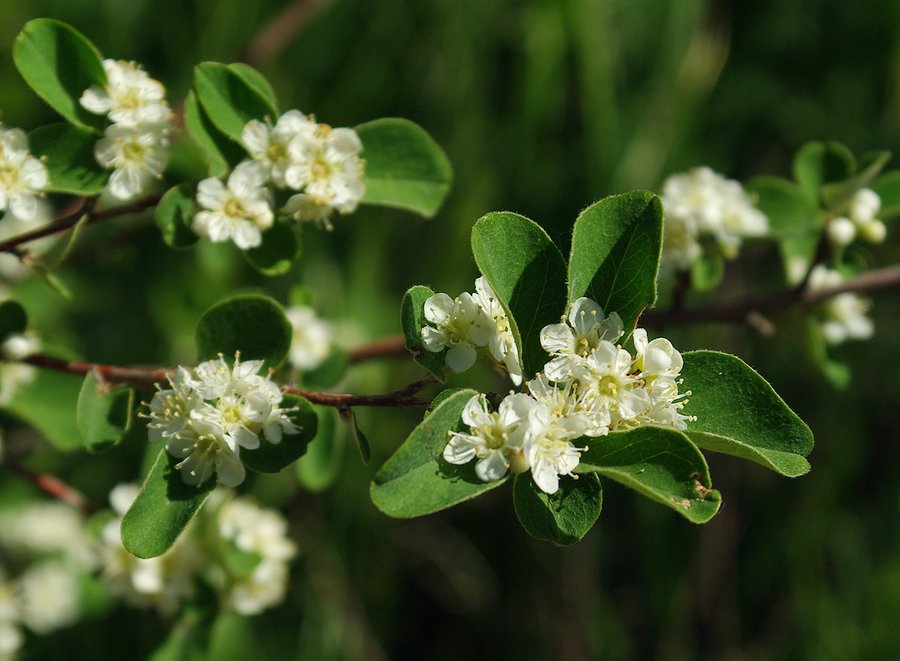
(2, 0, 900, 658)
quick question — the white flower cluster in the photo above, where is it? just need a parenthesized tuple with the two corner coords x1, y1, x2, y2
(192, 111, 365, 249)
(0, 125, 48, 222)
(144, 353, 300, 488)
(421, 277, 523, 384)
(808, 265, 874, 346)
(443, 297, 691, 494)
(827, 188, 887, 247)
(97, 485, 296, 617)
(80, 59, 173, 200)
(0, 330, 41, 406)
(286, 304, 332, 371)
(661, 166, 768, 272)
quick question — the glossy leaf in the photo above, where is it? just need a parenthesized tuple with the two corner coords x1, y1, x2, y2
(575, 426, 722, 523)
(195, 294, 292, 367)
(471, 212, 568, 378)
(680, 351, 814, 477)
(121, 449, 215, 559)
(400, 285, 446, 381)
(183, 91, 244, 177)
(228, 63, 279, 113)
(243, 221, 300, 276)
(76, 373, 134, 453)
(370, 388, 505, 517)
(193, 62, 277, 143)
(355, 118, 453, 218)
(156, 184, 199, 249)
(793, 141, 855, 205)
(567, 191, 664, 333)
(241, 395, 317, 473)
(13, 19, 106, 128)
(28, 124, 109, 195)
(513, 472, 602, 545)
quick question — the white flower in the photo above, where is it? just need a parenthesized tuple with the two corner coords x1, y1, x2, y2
(578, 340, 650, 431)
(631, 328, 683, 383)
(421, 292, 495, 373)
(0, 502, 90, 565)
(827, 216, 857, 247)
(80, 59, 171, 126)
(808, 265, 874, 345)
(17, 561, 80, 634)
(288, 124, 365, 214)
(282, 193, 335, 229)
(524, 407, 585, 495)
(473, 277, 523, 385)
(540, 297, 623, 381)
(242, 111, 318, 189)
(0, 332, 41, 406)
(443, 393, 538, 482)
(94, 123, 169, 199)
(849, 188, 886, 244)
(193, 160, 274, 249)
(285, 305, 332, 371)
(0, 577, 22, 658)
(0, 127, 48, 222)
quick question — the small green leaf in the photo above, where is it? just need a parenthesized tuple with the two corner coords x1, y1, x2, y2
(121, 449, 214, 559)
(156, 184, 199, 249)
(680, 351, 814, 477)
(195, 294, 292, 367)
(183, 91, 244, 177)
(690, 252, 724, 292)
(747, 176, 822, 236)
(513, 472, 602, 545)
(400, 285, 445, 381)
(872, 170, 900, 220)
(778, 232, 819, 285)
(12, 19, 107, 128)
(28, 124, 109, 195)
(370, 388, 504, 517)
(194, 62, 277, 143)
(296, 406, 344, 492)
(227, 63, 278, 114)
(575, 426, 721, 523)
(338, 407, 371, 464)
(241, 395, 318, 473)
(355, 118, 453, 218)
(567, 191, 664, 333)
(822, 150, 891, 213)
(300, 345, 347, 389)
(2, 369, 82, 451)
(793, 141, 855, 205)
(471, 213, 568, 378)
(76, 373, 134, 453)
(242, 221, 300, 276)
(0, 300, 27, 341)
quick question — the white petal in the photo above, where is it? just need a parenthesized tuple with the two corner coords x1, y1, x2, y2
(443, 435, 477, 465)
(232, 220, 263, 249)
(531, 464, 560, 494)
(474, 451, 509, 482)
(540, 323, 574, 354)
(445, 344, 476, 373)
(216, 453, 247, 487)
(196, 177, 227, 209)
(423, 293, 454, 325)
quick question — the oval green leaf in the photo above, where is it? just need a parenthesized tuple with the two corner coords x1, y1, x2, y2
(121, 448, 215, 559)
(680, 350, 814, 477)
(13, 19, 107, 128)
(822, 150, 891, 213)
(243, 221, 300, 276)
(401, 285, 445, 381)
(355, 118, 453, 218)
(2, 369, 82, 451)
(513, 472, 602, 545)
(193, 62, 277, 143)
(241, 394, 318, 473)
(195, 294, 292, 367)
(370, 388, 505, 517)
(567, 191, 664, 334)
(28, 124, 109, 195)
(471, 212, 568, 379)
(746, 176, 822, 237)
(792, 141, 855, 205)
(156, 184, 199, 249)
(227, 63, 279, 114)
(183, 91, 244, 177)
(575, 426, 721, 523)
(76, 373, 134, 453)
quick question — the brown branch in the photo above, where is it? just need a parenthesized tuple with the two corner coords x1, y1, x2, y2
(347, 335, 408, 364)
(643, 263, 900, 328)
(284, 374, 436, 409)
(0, 194, 163, 256)
(4, 460, 96, 514)
(240, 0, 333, 66)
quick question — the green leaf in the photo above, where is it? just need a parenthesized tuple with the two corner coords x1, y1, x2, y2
(0, 300, 27, 341)
(300, 345, 347, 389)
(227, 63, 278, 114)
(747, 176, 822, 236)
(513, 472, 602, 545)
(12, 19, 107, 128)
(400, 285, 445, 381)
(296, 406, 344, 492)
(338, 406, 371, 464)
(370, 388, 504, 517)
(793, 141, 855, 205)
(567, 191, 664, 333)
(28, 124, 109, 195)
(121, 449, 214, 559)
(680, 351, 814, 477)
(241, 395, 318, 473)
(355, 118, 453, 218)
(690, 252, 724, 292)
(2, 369, 82, 451)
(575, 426, 721, 523)
(471, 212, 568, 378)
(871, 170, 900, 220)
(156, 184, 199, 249)
(778, 232, 820, 285)
(822, 150, 891, 213)
(183, 91, 244, 177)
(76, 373, 134, 453)
(193, 62, 277, 143)
(195, 294, 292, 367)
(242, 221, 300, 276)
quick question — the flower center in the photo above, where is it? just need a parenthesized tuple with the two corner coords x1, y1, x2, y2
(223, 197, 246, 218)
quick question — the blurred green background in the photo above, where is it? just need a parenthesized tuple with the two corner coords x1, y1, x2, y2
(3, 0, 900, 658)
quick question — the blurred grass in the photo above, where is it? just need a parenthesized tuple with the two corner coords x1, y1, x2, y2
(2, 0, 900, 658)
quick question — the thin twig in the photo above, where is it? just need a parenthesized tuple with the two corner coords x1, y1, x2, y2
(347, 335, 408, 364)
(240, 0, 333, 66)
(4, 460, 96, 514)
